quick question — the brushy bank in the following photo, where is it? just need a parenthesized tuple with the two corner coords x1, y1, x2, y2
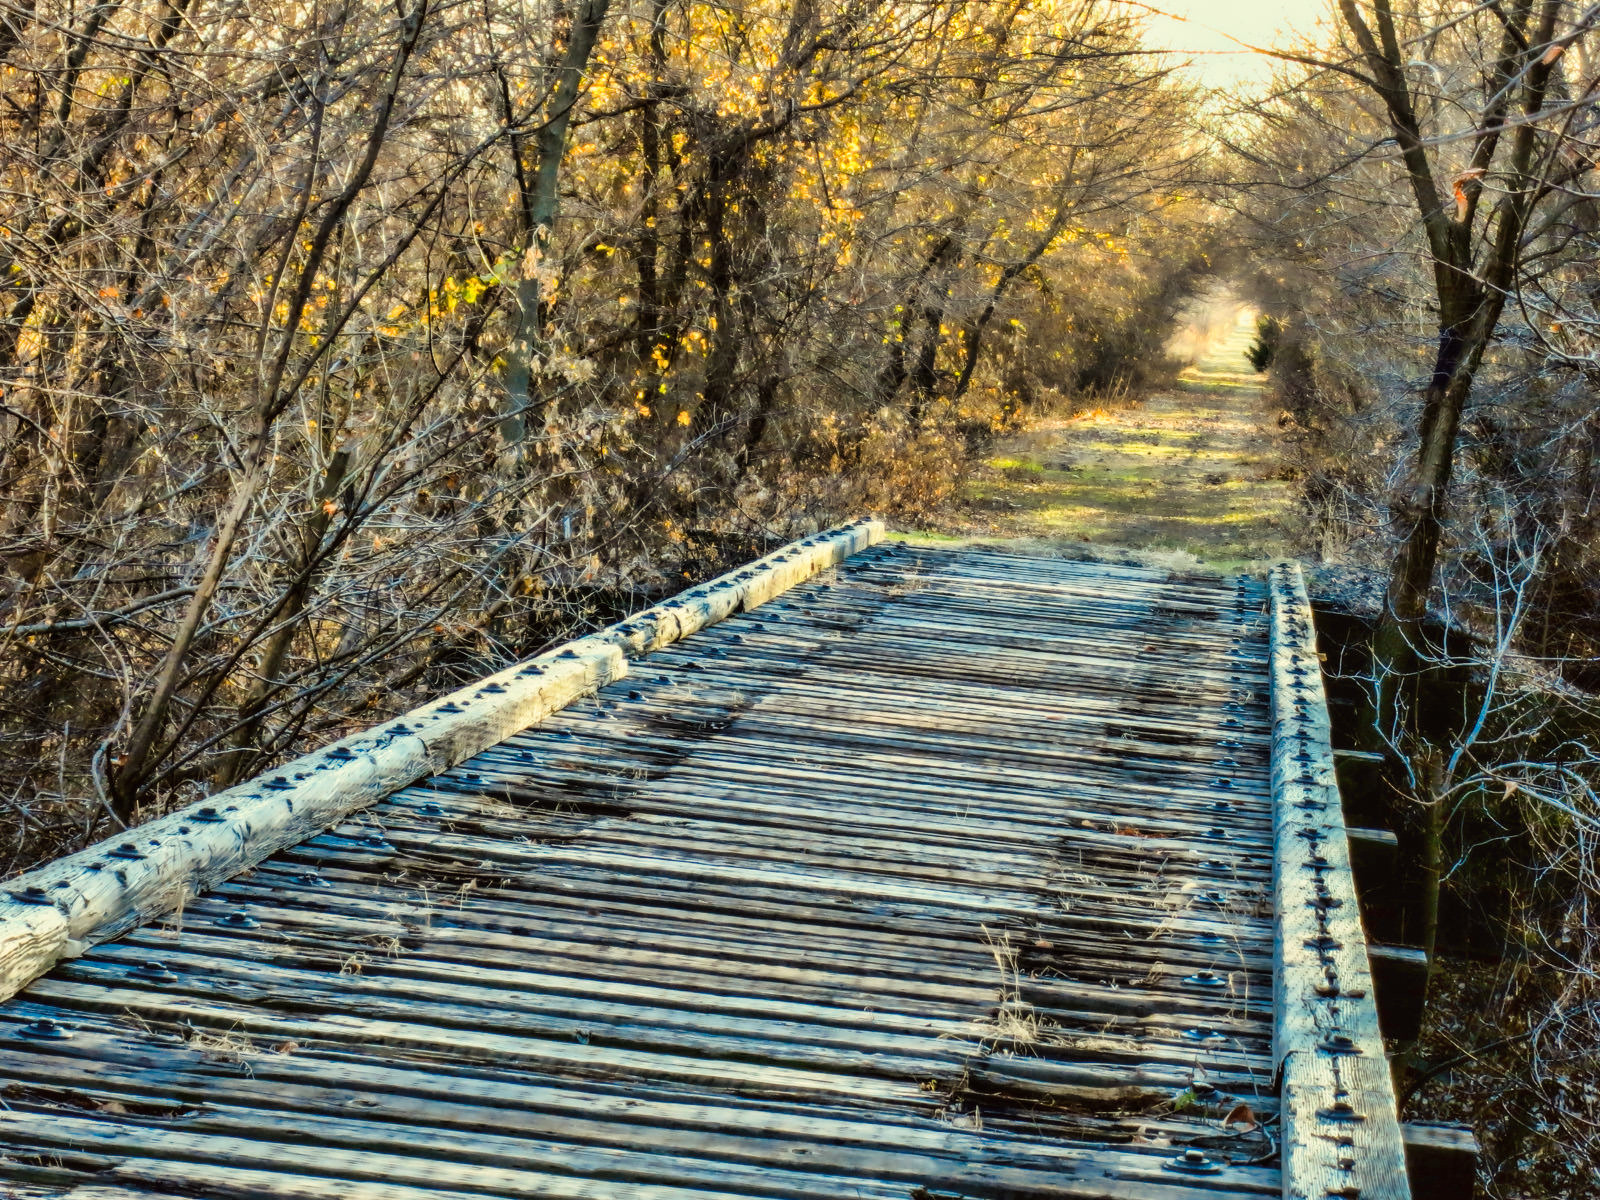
(0, 0, 1214, 873)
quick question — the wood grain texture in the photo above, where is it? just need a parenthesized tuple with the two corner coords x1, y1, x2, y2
(1269, 561, 1411, 1200)
(0, 519, 884, 1004)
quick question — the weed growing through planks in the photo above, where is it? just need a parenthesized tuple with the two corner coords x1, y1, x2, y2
(409, 881, 438, 913)
(184, 1024, 257, 1076)
(973, 925, 1044, 1050)
(117, 1008, 158, 1038)
(157, 884, 194, 939)
(882, 565, 931, 600)
(479, 797, 523, 821)
(362, 933, 405, 959)
(930, 1063, 985, 1133)
(945, 1104, 984, 1133)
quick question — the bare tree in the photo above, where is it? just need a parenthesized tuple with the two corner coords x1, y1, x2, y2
(0, 0, 1212, 867)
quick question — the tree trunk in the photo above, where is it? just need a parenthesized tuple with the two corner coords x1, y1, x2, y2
(873, 234, 954, 410)
(633, 0, 669, 361)
(695, 169, 735, 428)
(1372, 318, 1489, 732)
(501, 0, 612, 447)
(211, 448, 351, 788)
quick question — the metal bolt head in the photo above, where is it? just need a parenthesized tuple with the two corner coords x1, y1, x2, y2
(1318, 1099, 1367, 1123)
(19, 1018, 72, 1040)
(1163, 1148, 1222, 1174)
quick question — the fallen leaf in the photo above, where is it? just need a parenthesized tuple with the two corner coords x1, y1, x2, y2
(1222, 1101, 1258, 1130)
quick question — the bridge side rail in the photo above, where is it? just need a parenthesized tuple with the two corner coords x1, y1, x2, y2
(0, 519, 885, 1004)
(1270, 561, 1411, 1200)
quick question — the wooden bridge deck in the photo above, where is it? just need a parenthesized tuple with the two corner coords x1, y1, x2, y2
(0, 532, 1407, 1199)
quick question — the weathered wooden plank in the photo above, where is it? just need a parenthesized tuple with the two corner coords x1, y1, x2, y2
(0, 1046, 1269, 1195)
(1401, 1122, 1479, 1200)
(419, 758, 1270, 864)
(8, 982, 941, 1104)
(2, 1109, 1279, 1200)
(1269, 561, 1410, 1200)
(207, 866, 1272, 984)
(486, 725, 1276, 828)
(138, 885, 1273, 1036)
(0, 520, 884, 1003)
(0, 1108, 908, 1200)
(1368, 944, 1429, 1042)
(260, 833, 1268, 950)
(48, 936, 1274, 1092)
(1347, 826, 1400, 888)
(0, 1036, 1134, 1164)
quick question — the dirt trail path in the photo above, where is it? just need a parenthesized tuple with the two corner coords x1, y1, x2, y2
(919, 302, 1296, 570)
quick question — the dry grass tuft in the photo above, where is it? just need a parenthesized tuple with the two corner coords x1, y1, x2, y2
(973, 924, 1044, 1049)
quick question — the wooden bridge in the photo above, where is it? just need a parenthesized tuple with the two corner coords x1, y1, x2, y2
(0, 522, 1420, 1200)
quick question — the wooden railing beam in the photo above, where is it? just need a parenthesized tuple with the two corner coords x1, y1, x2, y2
(1270, 560, 1411, 1200)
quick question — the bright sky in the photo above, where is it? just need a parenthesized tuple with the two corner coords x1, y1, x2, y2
(1139, 0, 1332, 90)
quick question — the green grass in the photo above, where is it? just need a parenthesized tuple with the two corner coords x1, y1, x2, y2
(914, 319, 1298, 569)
